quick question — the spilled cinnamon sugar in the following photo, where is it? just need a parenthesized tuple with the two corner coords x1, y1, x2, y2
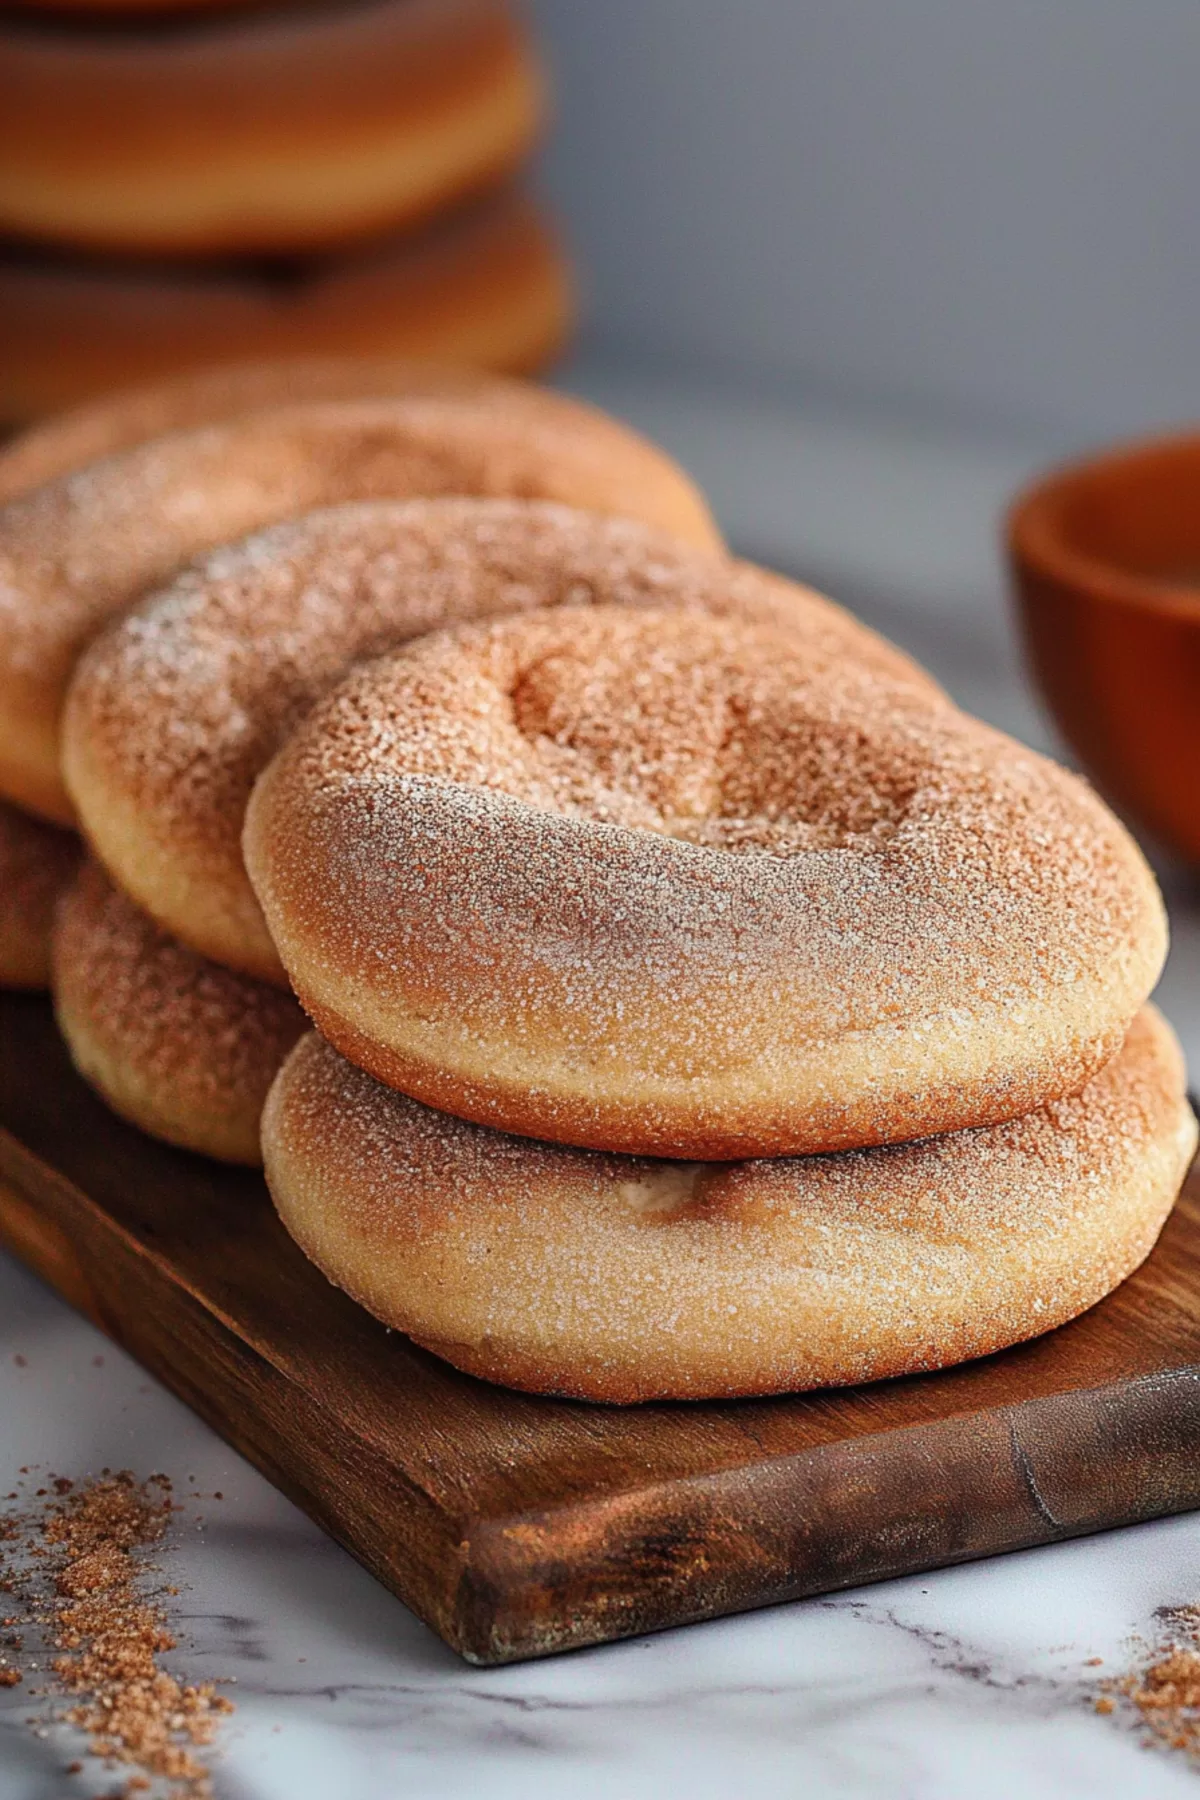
(0, 1469, 233, 1798)
(1096, 1605, 1200, 1758)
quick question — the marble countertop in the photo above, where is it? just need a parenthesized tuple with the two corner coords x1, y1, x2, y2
(4, 366, 1200, 1799)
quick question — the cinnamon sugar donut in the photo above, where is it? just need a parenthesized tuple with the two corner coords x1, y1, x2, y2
(0, 192, 570, 422)
(0, 355, 515, 986)
(64, 499, 937, 982)
(262, 1010, 1197, 1401)
(0, 0, 541, 257)
(54, 859, 304, 1164)
(0, 393, 720, 825)
(245, 605, 1166, 1158)
(0, 798, 80, 989)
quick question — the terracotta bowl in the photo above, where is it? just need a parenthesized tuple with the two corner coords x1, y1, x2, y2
(1009, 432, 1200, 863)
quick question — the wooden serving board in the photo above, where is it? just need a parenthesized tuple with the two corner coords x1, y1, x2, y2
(2, 990, 1199, 1666)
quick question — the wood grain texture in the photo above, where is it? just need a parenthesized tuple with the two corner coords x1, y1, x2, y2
(1, 989, 1198, 1665)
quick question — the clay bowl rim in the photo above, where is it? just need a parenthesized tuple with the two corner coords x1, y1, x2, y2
(1007, 428, 1200, 625)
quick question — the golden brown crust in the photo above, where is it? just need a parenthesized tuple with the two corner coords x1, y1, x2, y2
(0, 0, 542, 256)
(261, 1010, 1197, 1402)
(246, 605, 1166, 1157)
(2, 389, 720, 826)
(65, 498, 935, 982)
(0, 192, 571, 422)
(53, 859, 305, 1163)
(0, 798, 80, 989)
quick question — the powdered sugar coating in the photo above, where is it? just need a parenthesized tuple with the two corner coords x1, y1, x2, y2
(54, 859, 304, 1164)
(64, 497, 934, 980)
(246, 604, 1166, 1157)
(262, 1010, 1197, 1401)
(0, 388, 720, 823)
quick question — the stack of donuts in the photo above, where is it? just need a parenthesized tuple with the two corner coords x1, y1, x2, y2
(0, 0, 566, 418)
(1, 356, 1194, 1405)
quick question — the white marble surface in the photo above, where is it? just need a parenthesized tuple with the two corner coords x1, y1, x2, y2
(3, 371, 1200, 1798)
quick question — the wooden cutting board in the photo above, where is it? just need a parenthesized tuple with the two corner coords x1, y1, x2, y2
(2, 989, 1199, 1667)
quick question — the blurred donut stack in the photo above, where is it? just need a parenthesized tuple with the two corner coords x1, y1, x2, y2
(0, 0, 567, 418)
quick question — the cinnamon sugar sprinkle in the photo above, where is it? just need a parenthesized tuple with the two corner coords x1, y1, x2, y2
(0, 1470, 233, 1798)
(1094, 1606, 1200, 1761)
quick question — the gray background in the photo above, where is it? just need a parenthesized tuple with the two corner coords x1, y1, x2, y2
(532, 0, 1200, 447)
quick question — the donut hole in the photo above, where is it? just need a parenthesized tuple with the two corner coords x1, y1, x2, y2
(507, 632, 921, 855)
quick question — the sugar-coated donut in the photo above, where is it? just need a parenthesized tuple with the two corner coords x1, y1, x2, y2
(0, 355, 515, 985)
(1, 394, 719, 826)
(0, 191, 569, 422)
(54, 859, 305, 1164)
(65, 498, 939, 982)
(0, 798, 81, 989)
(0, 358, 539, 988)
(0, 352, 540, 503)
(262, 1010, 1196, 1401)
(246, 605, 1166, 1158)
(0, 0, 541, 257)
